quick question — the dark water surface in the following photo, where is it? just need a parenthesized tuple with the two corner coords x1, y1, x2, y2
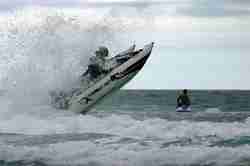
(99, 90, 250, 112)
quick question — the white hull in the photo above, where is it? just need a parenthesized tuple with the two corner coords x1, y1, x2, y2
(68, 42, 154, 114)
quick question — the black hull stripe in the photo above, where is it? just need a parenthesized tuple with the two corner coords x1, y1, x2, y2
(122, 53, 150, 76)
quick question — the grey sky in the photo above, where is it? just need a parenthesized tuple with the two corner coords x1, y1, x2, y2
(0, 0, 250, 89)
(177, 0, 250, 17)
(1, 0, 250, 17)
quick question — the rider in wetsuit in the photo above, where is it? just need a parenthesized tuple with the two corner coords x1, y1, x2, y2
(82, 46, 109, 80)
(177, 89, 191, 108)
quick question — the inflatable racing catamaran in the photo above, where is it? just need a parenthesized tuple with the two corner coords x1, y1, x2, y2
(50, 42, 154, 114)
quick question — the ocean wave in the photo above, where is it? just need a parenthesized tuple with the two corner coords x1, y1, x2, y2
(1, 140, 250, 166)
(1, 109, 250, 140)
(0, 7, 135, 108)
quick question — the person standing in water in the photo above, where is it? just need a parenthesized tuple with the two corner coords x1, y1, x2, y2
(177, 89, 191, 109)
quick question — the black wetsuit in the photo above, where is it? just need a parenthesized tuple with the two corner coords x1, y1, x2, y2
(177, 94, 191, 108)
(88, 64, 102, 79)
(82, 63, 106, 80)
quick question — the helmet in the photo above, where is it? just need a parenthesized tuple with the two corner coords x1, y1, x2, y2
(96, 46, 109, 57)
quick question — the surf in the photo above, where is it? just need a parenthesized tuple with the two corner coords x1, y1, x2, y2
(0, 7, 138, 111)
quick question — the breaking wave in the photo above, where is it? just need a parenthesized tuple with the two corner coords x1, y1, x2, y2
(0, 7, 137, 107)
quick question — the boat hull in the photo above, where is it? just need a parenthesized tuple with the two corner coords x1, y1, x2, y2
(69, 43, 154, 114)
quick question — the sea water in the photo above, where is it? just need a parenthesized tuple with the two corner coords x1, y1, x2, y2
(1, 90, 250, 166)
(1, 7, 250, 166)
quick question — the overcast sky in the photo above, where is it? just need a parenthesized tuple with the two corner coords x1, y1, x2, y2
(0, 0, 250, 89)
